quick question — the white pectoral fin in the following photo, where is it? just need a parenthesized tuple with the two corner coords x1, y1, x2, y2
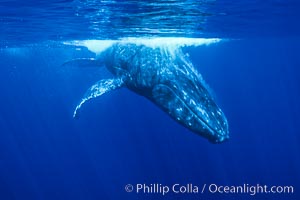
(62, 58, 104, 68)
(73, 78, 124, 118)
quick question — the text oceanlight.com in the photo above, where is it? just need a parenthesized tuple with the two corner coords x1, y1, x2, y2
(124, 183, 294, 196)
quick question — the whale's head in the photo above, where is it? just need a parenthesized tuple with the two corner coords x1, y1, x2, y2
(152, 68, 229, 143)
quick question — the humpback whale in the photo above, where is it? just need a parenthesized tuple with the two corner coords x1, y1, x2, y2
(67, 42, 229, 143)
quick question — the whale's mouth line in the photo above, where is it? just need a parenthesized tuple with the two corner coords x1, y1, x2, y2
(181, 97, 219, 137)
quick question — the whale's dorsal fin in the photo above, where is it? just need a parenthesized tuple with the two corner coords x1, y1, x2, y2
(73, 78, 124, 118)
(62, 58, 104, 68)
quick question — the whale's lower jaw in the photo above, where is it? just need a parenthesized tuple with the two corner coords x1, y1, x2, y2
(170, 106, 229, 143)
(152, 98, 229, 143)
(150, 83, 229, 143)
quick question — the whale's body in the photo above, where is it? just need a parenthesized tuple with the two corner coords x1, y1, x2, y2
(70, 43, 229, 143)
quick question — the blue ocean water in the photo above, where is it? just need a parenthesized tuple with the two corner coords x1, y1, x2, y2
(0, 0, 300, 199)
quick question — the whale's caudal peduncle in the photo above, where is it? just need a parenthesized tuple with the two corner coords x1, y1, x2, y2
(67, 43, 229, 143)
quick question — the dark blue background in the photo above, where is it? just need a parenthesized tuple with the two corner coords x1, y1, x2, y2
(0, 38, 299, 199)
